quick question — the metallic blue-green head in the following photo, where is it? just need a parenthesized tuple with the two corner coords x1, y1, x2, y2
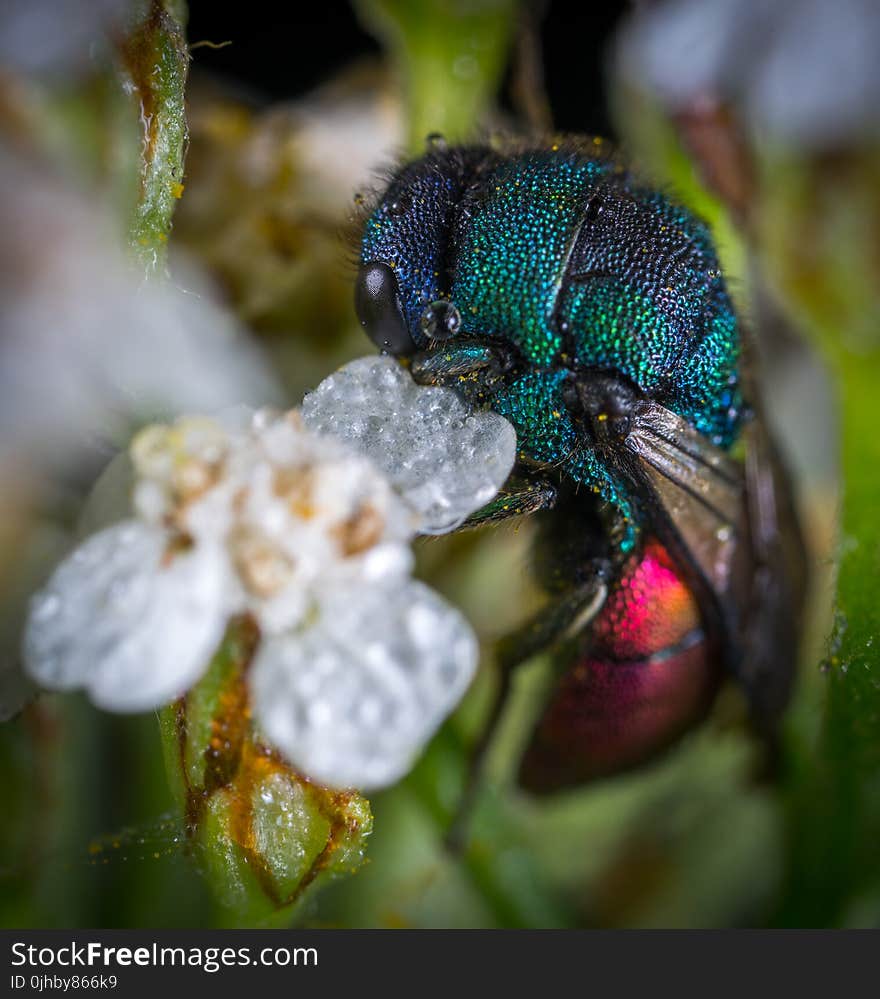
(356, 145, 497, 354)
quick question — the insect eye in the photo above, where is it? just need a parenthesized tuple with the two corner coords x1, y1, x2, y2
(585, 194, 603, 222)
(355, 262, 416, 356)
(420, 300, 461, 341)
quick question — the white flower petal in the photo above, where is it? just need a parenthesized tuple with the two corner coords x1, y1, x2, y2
(250, 579, 479, 790)
(23, 521, 230, 712)
(301, 355, 517, 533)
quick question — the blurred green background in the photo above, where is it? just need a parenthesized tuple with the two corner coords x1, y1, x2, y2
(1, 0, 877, 928)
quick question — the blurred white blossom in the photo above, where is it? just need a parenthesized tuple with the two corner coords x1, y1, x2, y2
(0, 149, 280, 473)
(22, 359, 517, 790)
(0, 0, 141, 79)
(616, 0, 880, 148)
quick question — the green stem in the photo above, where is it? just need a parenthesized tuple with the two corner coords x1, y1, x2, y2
(120, 0, 190, 274)
(354, 0, 517, 152)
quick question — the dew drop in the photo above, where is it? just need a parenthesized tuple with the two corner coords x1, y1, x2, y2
(420, 301, 461, 341)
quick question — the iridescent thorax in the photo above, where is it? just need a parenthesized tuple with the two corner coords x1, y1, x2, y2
(359, 139, 743, 543)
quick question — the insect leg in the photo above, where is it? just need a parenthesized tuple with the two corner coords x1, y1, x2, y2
(410, 339, 514, 385)
(445, 576, 608, 852)
(455, 476, 557, 530)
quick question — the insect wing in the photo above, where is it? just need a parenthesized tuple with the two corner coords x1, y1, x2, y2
(624, 400, 807, 725)
(738, 416, 808, 726)
(624, 400, 749, 626)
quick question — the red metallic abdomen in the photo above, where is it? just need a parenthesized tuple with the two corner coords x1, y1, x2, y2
(519, 538, 721, 793)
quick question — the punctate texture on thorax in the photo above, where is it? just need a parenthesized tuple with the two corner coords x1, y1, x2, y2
(361, 138, 742, 450)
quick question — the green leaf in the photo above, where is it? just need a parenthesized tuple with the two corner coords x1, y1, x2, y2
(777, 348, 880, 925)
(755, 152, 880, 924)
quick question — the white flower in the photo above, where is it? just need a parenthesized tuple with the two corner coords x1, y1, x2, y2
(22, 359, 517, 790)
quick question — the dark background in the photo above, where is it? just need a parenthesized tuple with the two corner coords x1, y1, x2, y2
(187, 0, 627, 135)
